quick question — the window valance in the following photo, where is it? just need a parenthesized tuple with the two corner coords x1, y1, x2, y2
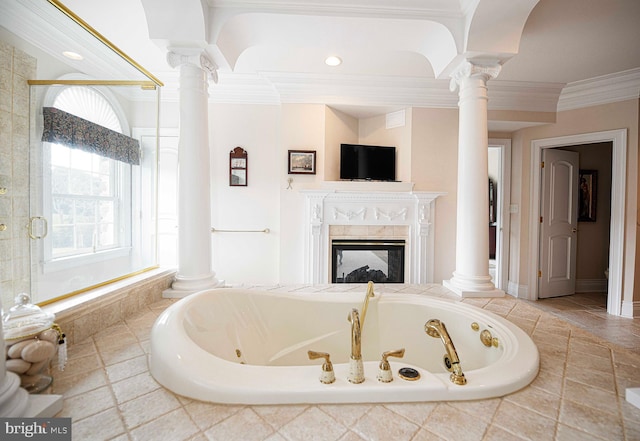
(41, 107, 140, 165)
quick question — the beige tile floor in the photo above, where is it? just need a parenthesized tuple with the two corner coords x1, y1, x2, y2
(529, 292, 640, 352)
(49, 285, 640, 441)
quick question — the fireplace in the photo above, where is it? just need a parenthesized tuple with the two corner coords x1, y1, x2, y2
(332, 239, 405, 283)
(301, 184, 443, 284)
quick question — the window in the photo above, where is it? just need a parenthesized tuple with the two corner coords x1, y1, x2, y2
(44, 86, 132, 262)
(48, 145, 128, 259)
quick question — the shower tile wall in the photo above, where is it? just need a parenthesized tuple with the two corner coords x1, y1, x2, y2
(0, 41, 33, 310)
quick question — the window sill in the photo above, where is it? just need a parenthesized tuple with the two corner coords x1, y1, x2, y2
(43, 247, 132, 274)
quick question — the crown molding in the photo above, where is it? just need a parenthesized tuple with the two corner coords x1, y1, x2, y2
(263, 73, 457, 108)
(210, 72, 281, 105)
(488, 80, 564, 113)
(177, 68, 638, 117)
(207, 0, 464, 21)
(204, 71, 566, 113)
(557, 68, 640, 112)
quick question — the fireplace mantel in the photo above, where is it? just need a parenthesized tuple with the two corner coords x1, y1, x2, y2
(301, 186, 444, 284)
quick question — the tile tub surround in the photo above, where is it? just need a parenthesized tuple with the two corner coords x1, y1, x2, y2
(47, 284, 640, 441)
(42, 269, 175, 345)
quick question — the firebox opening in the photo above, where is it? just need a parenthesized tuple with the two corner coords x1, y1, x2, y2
(331, 239, 405, 283)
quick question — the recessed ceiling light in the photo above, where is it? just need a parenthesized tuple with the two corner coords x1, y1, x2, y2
(62, 51, 83, 61)
(325, 56, 342, 67)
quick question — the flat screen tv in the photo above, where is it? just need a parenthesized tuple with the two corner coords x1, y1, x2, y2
(340, 144, 396, 181)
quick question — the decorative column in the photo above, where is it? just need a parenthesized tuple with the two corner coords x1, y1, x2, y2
(163, 49, 222, 297)
(444, 60, 504, 298)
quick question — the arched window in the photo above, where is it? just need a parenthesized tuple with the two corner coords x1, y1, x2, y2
(43, 86, 132, 260)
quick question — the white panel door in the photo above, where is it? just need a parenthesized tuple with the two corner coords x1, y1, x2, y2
(539, 149, 579, 298)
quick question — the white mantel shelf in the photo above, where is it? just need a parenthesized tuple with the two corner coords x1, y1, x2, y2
(317, 180, 416, 192)
(300, 184, 445, 284)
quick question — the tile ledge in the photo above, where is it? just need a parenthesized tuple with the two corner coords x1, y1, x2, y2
(41, 268, 176, 318)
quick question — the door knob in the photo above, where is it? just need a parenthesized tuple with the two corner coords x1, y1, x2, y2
(572, 228, 578, 233)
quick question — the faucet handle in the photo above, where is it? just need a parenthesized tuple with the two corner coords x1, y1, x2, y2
(377, 348, 405, 382)
(382, 348, 405, 363)
(308, 350, 335, 384)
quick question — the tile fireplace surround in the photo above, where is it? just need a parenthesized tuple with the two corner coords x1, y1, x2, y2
(301, 183, 444, 284)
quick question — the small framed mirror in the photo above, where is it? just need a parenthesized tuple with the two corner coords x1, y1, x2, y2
(230, 146, 248, 186)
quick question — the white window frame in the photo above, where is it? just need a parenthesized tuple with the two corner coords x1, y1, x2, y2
(40, 85, 134, 273)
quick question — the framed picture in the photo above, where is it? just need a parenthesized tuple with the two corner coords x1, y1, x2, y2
(288, 150, 316, 174)
(578, 169, 597, 222)
(230, 146, 248, 186)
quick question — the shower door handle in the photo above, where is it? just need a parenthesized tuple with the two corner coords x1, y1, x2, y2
(29, 216, 48, 239)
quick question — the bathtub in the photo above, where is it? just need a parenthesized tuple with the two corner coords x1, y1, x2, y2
(149, 287, 539, 404)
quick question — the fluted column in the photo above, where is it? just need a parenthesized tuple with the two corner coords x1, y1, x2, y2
(444, 60, 504, 298)
(163, 49, 222, 297)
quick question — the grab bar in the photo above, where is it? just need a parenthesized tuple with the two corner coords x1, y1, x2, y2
(211, 228, 270, 234)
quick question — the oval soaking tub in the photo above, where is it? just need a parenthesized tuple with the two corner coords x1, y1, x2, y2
(149, 287, 539, 404)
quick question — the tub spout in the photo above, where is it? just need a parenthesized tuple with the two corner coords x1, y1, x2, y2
(424, 319, 467, 385)
(359, 281, 375, 331)
(347, 308, 364, 383)
(346, 282, 376, 384)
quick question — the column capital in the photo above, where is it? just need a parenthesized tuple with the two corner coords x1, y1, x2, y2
(449, 59, 502, 92)
(167, 48, 219, 83)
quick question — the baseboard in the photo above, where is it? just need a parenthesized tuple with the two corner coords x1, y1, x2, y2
(575, 278, 608, 293)
(621, 300, 639, 318)
(507, 281, 529, 299)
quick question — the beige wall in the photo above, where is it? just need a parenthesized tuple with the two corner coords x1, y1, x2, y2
(324, 107, 358, 181)
(410, 107, 459, 283)
(512, 99, 639, 304)
(358, 110, 413, 183)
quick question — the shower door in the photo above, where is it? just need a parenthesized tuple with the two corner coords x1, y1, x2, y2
(28, 83, 160, 305)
